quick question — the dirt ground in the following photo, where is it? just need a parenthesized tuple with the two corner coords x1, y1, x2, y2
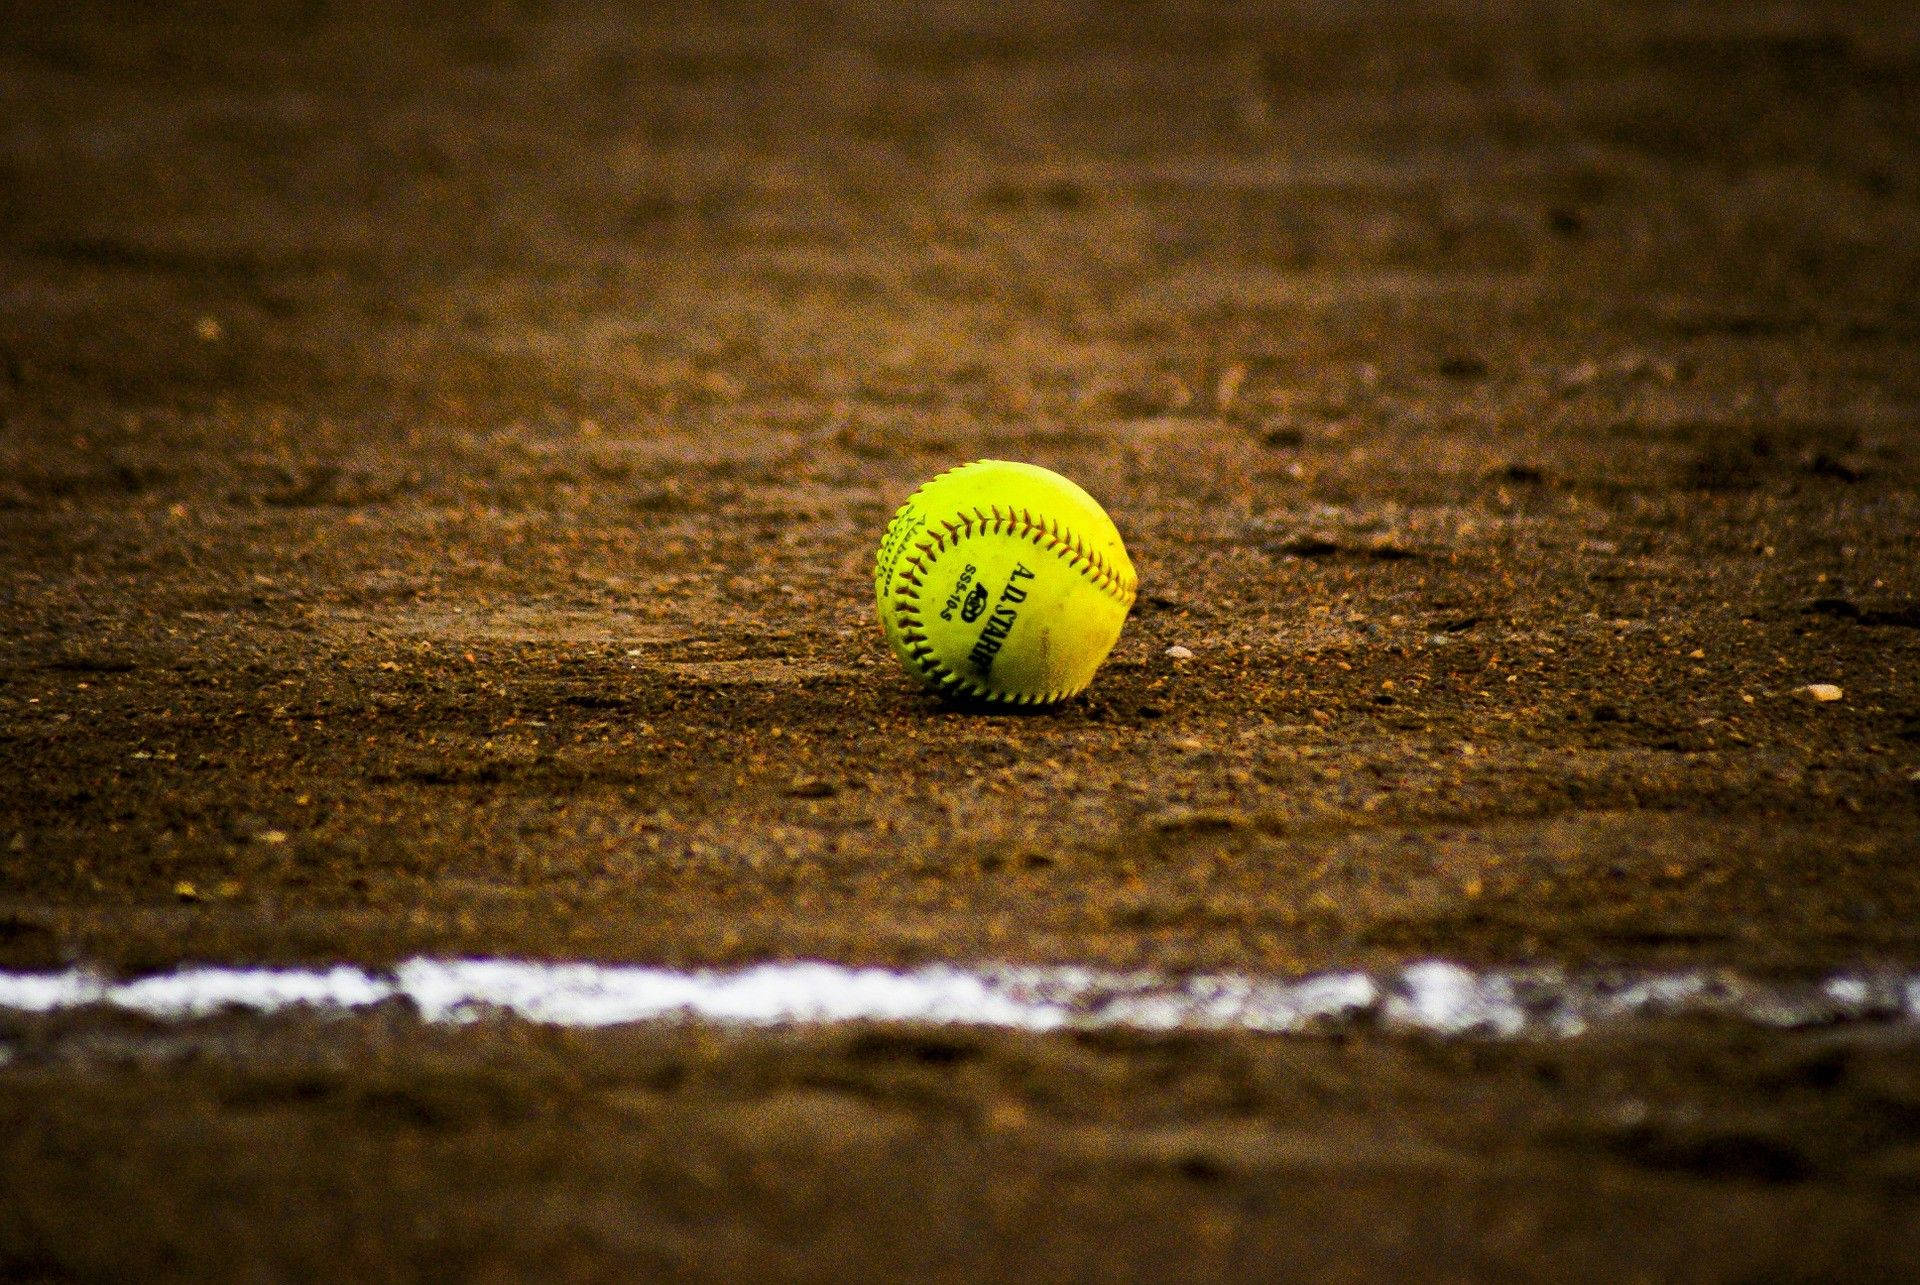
(3, 0, 1919, 1278)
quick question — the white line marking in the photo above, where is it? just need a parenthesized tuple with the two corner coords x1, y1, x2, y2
(1, 959, 1916, 1037)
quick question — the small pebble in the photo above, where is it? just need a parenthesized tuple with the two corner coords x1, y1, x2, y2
(1799, 684, 1843, 703)
(1164, 645, 1194, 660)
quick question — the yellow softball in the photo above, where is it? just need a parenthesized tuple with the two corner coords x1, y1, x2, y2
(874, 460, 1137, 705)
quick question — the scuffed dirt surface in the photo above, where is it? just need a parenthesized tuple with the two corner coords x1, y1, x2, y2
(2, 0, 1919, 1277)
(6, 1012, 1920, 1282)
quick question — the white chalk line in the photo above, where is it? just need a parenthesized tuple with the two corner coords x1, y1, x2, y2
(3, 959, 1919, 1039)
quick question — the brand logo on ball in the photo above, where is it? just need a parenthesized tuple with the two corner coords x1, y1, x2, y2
(939, 563, 979, 622)
(967, 564, 1037, 676)
(960, 583, 989, 622)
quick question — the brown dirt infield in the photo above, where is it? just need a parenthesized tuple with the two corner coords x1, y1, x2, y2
(3, 1, 1919, 1277)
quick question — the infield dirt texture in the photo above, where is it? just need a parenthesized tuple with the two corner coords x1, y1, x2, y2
(3, 1, 1920, 1279)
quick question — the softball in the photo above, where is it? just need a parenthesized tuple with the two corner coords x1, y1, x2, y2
(874, 460, 1137, 705)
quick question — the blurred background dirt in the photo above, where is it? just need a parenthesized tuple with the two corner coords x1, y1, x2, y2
(2, 0, 1918, 1278)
